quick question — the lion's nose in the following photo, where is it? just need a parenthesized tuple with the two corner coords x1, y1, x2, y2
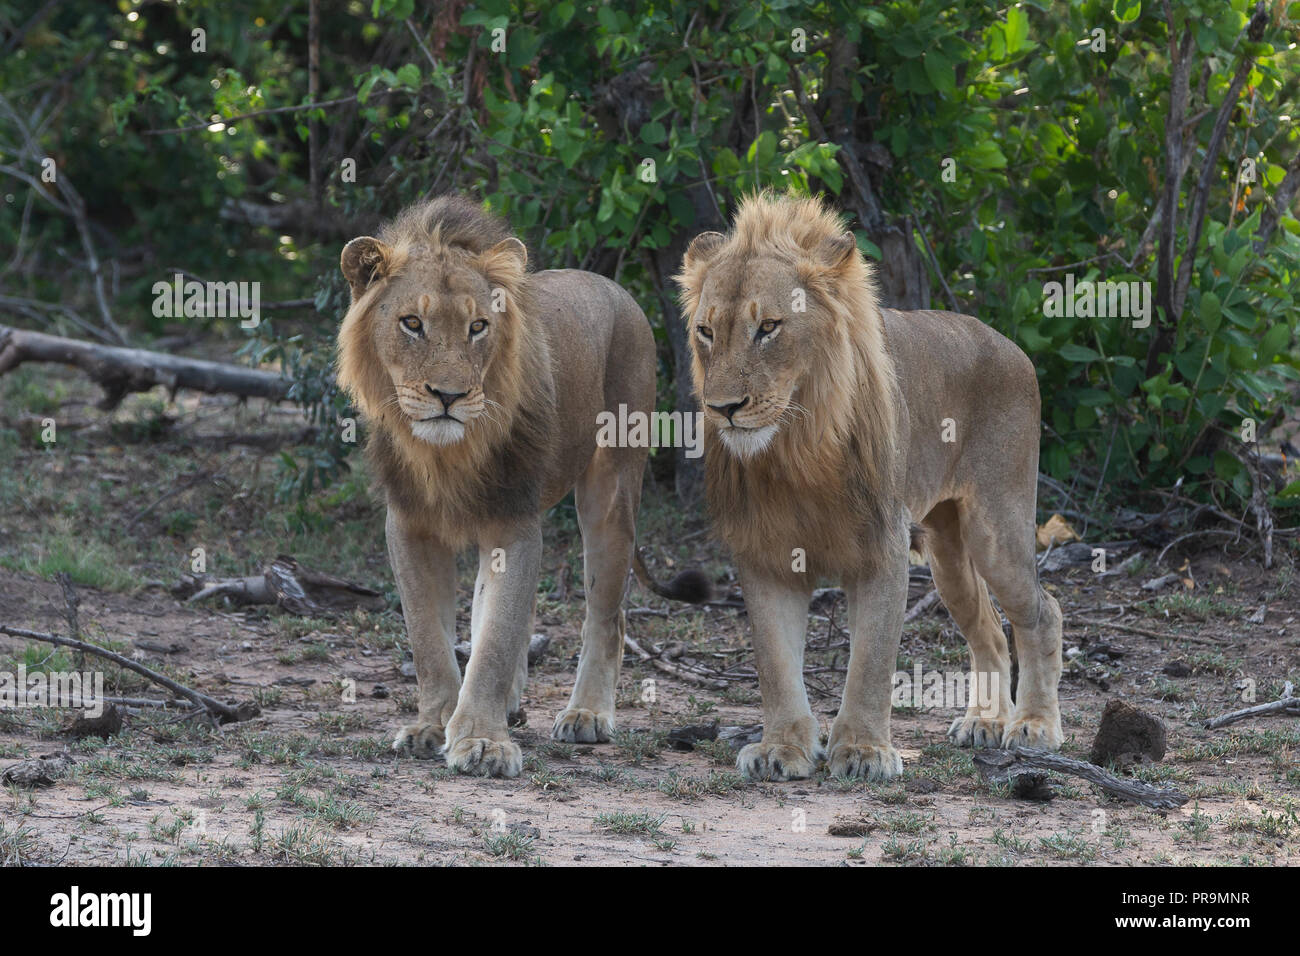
(425, 385, 467, 410)
(707, 396, 749, 423)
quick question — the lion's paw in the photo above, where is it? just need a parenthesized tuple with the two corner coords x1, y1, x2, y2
(826, 741, 903, 781)
(947, 713, 1007, 749)
(736, 740, 818, 782)
(392, 722, 445, 758)
(551, 708, 613, 744)
(443, 734, 523, 777)
(1002, 713, 1063, 751)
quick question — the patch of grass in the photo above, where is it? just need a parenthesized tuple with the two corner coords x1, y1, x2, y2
(610, 729, 664, 766)
(1146, 593, 1240, 622)
(656, 770, 744, 800)
(1038, 832, 1098, 861)
(0, 821, 41, 865)
(269, 822, 371, 866)
(483, 830, 537, 861)
(0, 534, 138, 590)
(593, 810, 667, 835)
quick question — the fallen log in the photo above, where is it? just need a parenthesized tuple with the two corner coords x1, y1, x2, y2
(973, 747, 1189, 810)
(179, 556, 384, 614)
(0, 323, 293, 409)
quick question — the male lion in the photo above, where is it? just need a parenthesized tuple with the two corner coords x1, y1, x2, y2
(676, 192, 1063, 782)
(337, 195, 675, 777)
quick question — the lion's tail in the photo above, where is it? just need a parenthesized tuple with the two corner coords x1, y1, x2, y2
(632, 547, 713, 604)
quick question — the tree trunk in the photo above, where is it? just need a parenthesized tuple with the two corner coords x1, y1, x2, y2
(0, 323, 291, 409)
(820, 35, 930, 310)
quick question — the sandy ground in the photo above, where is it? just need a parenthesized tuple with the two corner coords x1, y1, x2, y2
(0, 378, 1297, 866)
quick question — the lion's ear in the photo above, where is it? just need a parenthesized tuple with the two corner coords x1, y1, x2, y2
(488, 236, 528, 268)
(341, 237, 393, 299)
(817, 231, 859, 270)
(683, 231, 726, 271)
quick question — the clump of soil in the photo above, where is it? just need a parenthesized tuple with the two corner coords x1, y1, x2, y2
(1090, 699, 1167, 769)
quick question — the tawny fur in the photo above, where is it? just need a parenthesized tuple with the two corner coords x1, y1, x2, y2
(336, 196, 555, 547)
(675, 191, 902, 582)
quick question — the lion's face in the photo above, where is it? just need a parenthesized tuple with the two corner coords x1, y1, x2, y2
(687, 250, 841, 459)
(341, 235, 528, 447)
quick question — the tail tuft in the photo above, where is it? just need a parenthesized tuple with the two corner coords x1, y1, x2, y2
(632, 547, 713, 604)
(659, 568, 713, 604)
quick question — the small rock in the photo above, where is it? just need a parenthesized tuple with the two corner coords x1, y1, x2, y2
(1090, 698, 1167, 769)
(828, 814, 878, 837)
(1162, 660, 1192, 677)
(527, 632, 550, 666)
(371, 683, 390, 699)
(1246, 605, 1267, 625)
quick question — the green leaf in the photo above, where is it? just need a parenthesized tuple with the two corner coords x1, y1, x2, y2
(1059, 344, 1102, 362)
(1113, 0, 1141, 23)
(1258, 323, 1291, 364)
(1198, 290, 1221, 332)
(639, 121, 666, 145)
(1005, 6, 1030, 51)
(923, 52, 956, 97)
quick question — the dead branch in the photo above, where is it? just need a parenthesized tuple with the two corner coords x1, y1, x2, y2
(1070, 615, 1221, 646)
(974, 747, 1189, 809)
(0, 92, 127, 344)
(0, 624, 258, 724)
(1172, 1, 1270, 319)
(1204, 696, 1300, 730)
(181, 556, 384, 614)
(0, 324, 292, 409)
(1254, 145, 1300, 251)
(623, 633, 728, 689)
(905, 587, 941, 622)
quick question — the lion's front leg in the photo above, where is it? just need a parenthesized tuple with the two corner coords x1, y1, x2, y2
(829, 532, 909, 782)
(386, 510, 461, 758)
(736, 568, 820, 782)
(443, 520, 542, 778)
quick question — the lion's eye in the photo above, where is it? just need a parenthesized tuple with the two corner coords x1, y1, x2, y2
(399, 315, 423, 334)
(756, 319, 780, 342)
(469, 318, 488, 338)
(696, 325, 713, 343)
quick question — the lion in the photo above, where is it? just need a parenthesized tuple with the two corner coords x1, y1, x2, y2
(675, 191, 1063, 782)
(337, 195, 699, 777)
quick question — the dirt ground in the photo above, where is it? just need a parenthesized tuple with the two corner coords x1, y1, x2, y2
(1, 367, 1298, 866)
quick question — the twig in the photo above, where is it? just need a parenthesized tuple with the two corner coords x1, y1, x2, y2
(0, 625, 257, 724)
(623, 633, 728, 689)
(143, 90, 400, 136)
(1204, 697, 1299, 730)
(904, 588, 940, 622)
(1070, 615, 1222, 646)
(974, 747, 1189, 809)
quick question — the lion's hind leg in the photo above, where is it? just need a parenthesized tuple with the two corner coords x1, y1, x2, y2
(957, 500, 1064, 751)
(552, 447, 642, 744)
(922, 500, 1014, 748)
